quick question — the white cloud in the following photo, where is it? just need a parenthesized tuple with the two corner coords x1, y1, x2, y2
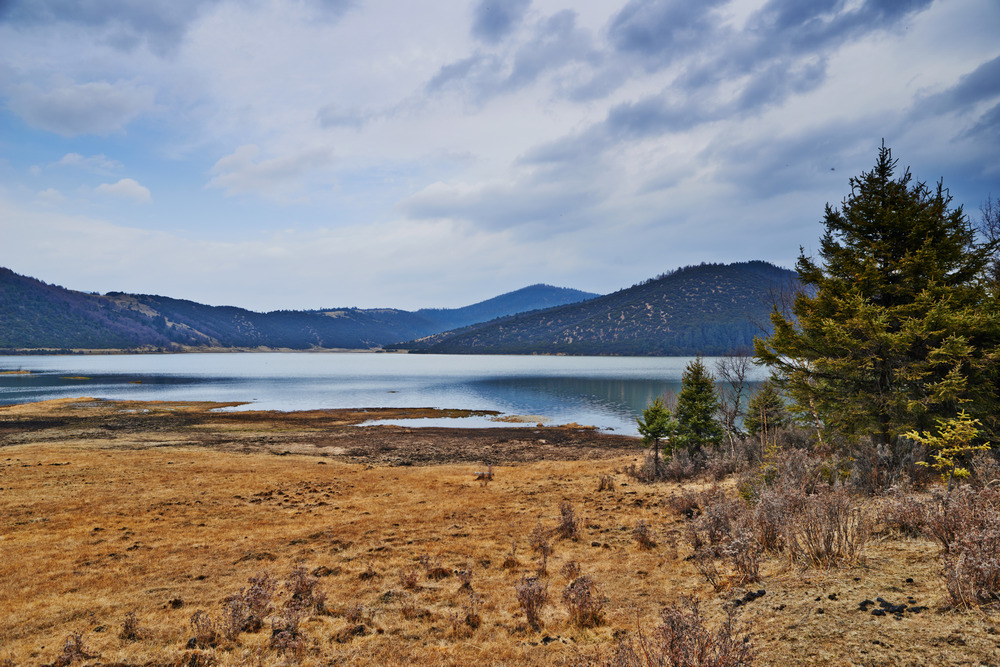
(52, 153, 123, 172)
(95, 178, 152, 204)
(206, 144, 334, 200)
(6, 78, 155, 136)
(36, 188, 66, 204)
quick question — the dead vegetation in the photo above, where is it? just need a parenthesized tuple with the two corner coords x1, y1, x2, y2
(1, 399, 1000, 665)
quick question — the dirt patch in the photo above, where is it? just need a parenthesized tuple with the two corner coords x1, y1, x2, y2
(0, 398, 640, 464)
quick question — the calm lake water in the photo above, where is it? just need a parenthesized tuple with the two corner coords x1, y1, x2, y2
(0, 353, 766, 435)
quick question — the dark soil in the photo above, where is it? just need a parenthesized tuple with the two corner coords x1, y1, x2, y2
(0, 398, 640, 465)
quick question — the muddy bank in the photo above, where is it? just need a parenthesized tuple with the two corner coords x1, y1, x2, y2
(0, 397, 640, 465)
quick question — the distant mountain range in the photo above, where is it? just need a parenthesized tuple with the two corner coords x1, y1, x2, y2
(388, 261, 797, 356)
(0, 267, 597, 352)
(0, 261, 795, 355)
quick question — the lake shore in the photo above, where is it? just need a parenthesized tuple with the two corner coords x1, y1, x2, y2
(1, 399, 998, 665)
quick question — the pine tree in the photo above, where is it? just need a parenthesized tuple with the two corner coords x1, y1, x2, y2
(673, 357, 723, 454)
(743, 380, 788, 438)
(636, 396, 676, 474)
(755, 143, 1000, 445)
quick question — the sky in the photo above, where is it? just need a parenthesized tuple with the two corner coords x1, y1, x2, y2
(1, 0, 998, 312)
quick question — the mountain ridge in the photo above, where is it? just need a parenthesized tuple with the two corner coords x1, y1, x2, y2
(0, 267, 599, 352)
(388, 261, 797, 356)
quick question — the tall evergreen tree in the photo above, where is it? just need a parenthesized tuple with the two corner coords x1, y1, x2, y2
(755, 143, 1000, 445)
(673, 357, 723, 454)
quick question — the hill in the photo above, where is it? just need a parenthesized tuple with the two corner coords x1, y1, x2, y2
(0, 268, 597, 352)
(389, 261, 797, 356)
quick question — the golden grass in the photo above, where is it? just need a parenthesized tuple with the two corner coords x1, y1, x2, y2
(1, 402, 999, 665)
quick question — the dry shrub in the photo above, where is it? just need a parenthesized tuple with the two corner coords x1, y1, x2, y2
(556, 501, 580, 540)
(561, 560, 582, 581)
(723, 532, 761, 585)
(847, 436, 928, 495)
(562, 576, 605, 628)
(749, 485, 804, 553)
(608, 598, 753, 666)
(875, 487, 927, 538)
(515, 575, 549, 631)
(633, 520, 657, 550)
(51, 633, 98, 667)
(419, 553, 452, 581)
(944, 525, 1000, 608)
(189, 610, 218, 649)
(624, 450, 700, 483)
(398, 568, 420, 590)
(285, 564, 326, 613)
(119, 611, 148, 642)
(669, 491, 701, 520)
(456, 563, 474, 590)
(970, 452, 1000, 488)
(269, 607, 306, 659)
(222, 571, 275, 639)
(784, 489, 870, 568)
(923, 486, 1000, 553)
(529, 522, 553, 574)
(501, 541, 520, 570)
(598, 474, 616, 492)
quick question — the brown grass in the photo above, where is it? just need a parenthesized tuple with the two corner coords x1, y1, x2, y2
(1, 399, 1000, 665)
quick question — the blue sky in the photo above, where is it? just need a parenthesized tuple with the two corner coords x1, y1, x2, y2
(1, 0, 998, 311)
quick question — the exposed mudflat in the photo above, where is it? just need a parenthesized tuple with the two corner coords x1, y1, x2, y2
(0, 397, 639, 465)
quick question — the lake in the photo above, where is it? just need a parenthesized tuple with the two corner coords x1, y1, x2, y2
(0, 353, 767, 435)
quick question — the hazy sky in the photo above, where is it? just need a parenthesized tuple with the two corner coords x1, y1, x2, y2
(1, 0, 998, 311)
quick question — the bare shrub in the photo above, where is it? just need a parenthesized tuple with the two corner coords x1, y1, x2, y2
(419, 553, 452, 580)
(189, 610, 218, 648)
(222, 572, 276, 639)
(748, 485, 800, 553)
(971, 452, 1000, 488)
(502, 541, 520, 570)
(562, 576, 606, 628)
(556, 501, 580, 540)
(785, 489, 870, 567)
(723, 532, 761, 585)
(848, 436, 928, 495)
(633, 520, 657, 550)
(875, 488, 926, 538)
(598, 474, 616, 492)
(456, 563, 474, 590)
(608, 598, 753, 666)
(285, 564, 326, 613)
(398, 568, 420, 590)
(561, 560, 582, 581)
(529, 522, 553, 574)
(269, 607, 305, 659)
(515, 576, 549, 631)
(51, 633, 97, 666)
(944, 524, 1000, 608)
(693, 550, 727, 592)
(119, 611, 147, 642)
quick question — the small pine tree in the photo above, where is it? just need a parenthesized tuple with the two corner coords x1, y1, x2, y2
(636, 396, 676, 475)
(744, 380, 788, 438)
(906, 411, 992, 491)
(673, 357, 723, 454)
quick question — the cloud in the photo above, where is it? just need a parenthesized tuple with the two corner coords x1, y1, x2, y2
(207, 145, 334, 199)
(6, 78, 155, 136)
(426, 8, 598, 102)
(37, 188, 66, 204)
(471, 0, 531, 43)
(0, 0, 218, 56)
(95, 178, 152, 204)
(51, 153, 123, 172)
(608, 0, 729, 66)
(316, 105, 370, 129)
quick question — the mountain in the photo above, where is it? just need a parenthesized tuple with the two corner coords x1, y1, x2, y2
(411, 284, 600, 332)
(0, 267, 598, 352)
(388, 261, 798, 356)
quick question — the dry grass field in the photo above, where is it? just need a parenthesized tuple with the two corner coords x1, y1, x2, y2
(1, 399, 999, 665)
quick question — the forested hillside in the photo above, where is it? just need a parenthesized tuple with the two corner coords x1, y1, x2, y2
(0, 268, 598, 352)
(391, 262, 797, 356)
